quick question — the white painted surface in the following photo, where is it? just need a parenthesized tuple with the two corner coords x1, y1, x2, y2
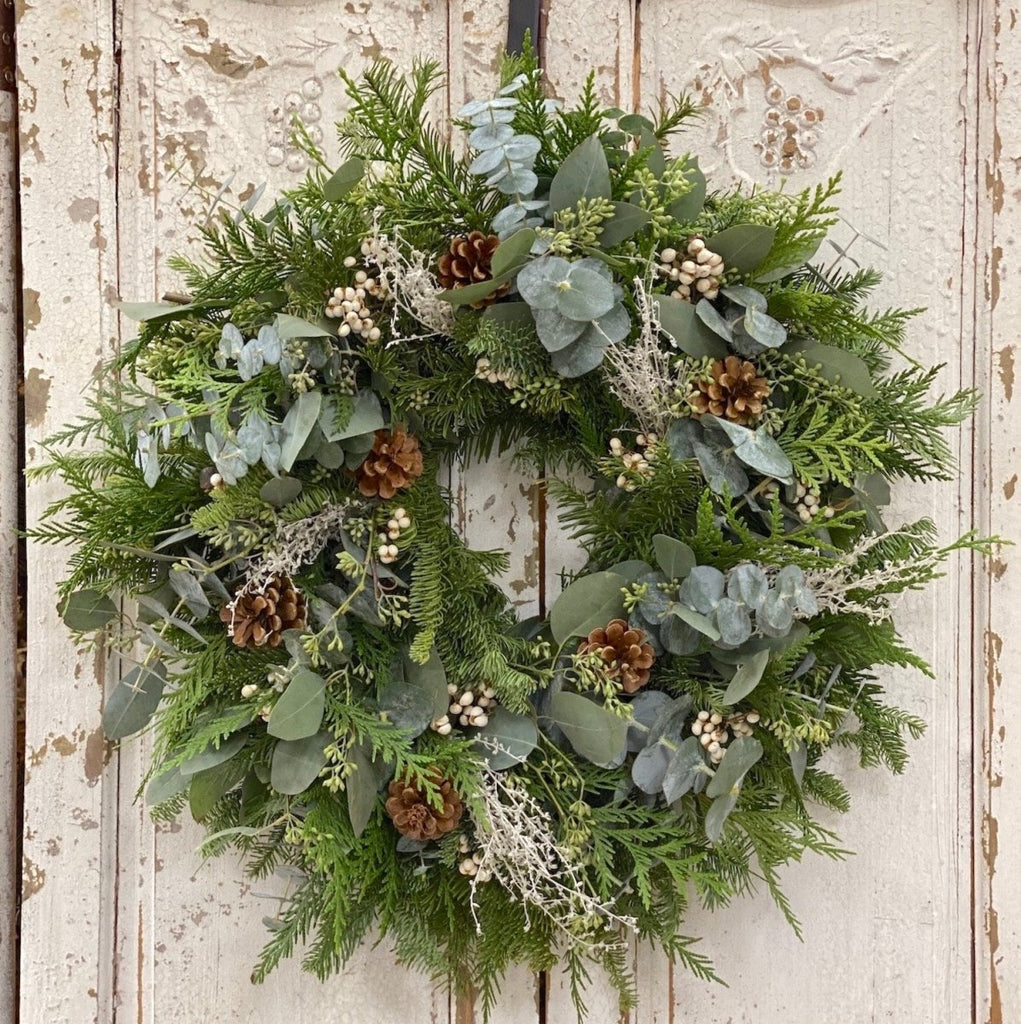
(15, 1, 1016, 1021)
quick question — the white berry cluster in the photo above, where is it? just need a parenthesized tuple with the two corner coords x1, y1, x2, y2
(474, 356, 517, 389)
(241, 665, 289, 706)
(657, 238, 725, 302)
(457, 835, 493, 882)
(431, 683, 498, 734)
(691, 708, 761, 764)
(377, 507, 411, 564)
(792, 481, 835, 523)
(325, 254, 388, 343)
(609, 433, 658, 491)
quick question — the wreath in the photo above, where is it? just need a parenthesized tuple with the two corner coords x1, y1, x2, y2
(36, 49, 987, 1018)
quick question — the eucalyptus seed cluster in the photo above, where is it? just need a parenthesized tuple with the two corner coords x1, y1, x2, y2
(319, 739, 357, 795)
(548, 196, 616, 254)
(691, 708, 761, 764)
(457, 834, 493, 882)
(657, 237, 725, 302)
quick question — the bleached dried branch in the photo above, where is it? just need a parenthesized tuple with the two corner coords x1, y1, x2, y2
(362, 217, 455, 342)
(468, 766, 634, 955)
(602, 278, 695, 436)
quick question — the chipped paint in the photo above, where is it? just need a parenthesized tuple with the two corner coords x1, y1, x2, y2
(22, 286, 40, 330)
(182, 41, 268, 80)
(998, 345, 1014, 402)
(22, 857, 45, 899)
(1003, 473, 1017, 500)
(22, 366, 51, 425)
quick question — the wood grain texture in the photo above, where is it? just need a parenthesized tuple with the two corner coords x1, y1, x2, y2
(639, 1, 975, 1020)
(17, 1, 122, 1021)
(970, 1, 1021, 1021)
(0, 84, 19, 1024)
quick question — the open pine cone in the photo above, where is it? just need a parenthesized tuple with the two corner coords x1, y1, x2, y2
(577, 618, 656, 694)
(385, 770, 463, 841)
(689, 355, 770, 425)
(356, 426, 424, 499)
(220, 576, 307, 649)
(436, 231, 509, 309)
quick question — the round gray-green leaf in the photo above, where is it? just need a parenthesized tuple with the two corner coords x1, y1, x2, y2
(59, 588, 119, 631)
(271, 731, 332, 796)
(549, 691, 629, 768)
(662, 736, 706, 804)
(179, 731, 247, 777)
(722, 648, 771, 704)
(260, 476, 303, 507)
(705, 224, 776, 275)
(550, 571, 628, 645)
(548, 134, 611, 214)
(103, 661, 167, 740)
(632, 743, 670, 794)
(678, 565, 726, 614)
(554, 266, 615, 321)
(473, 708, 538, 770)
(652, 534, 696, 580)
(267, 668, 326, 740)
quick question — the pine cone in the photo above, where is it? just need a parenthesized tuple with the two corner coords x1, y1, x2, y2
(689, 355, 770, 425)
(220, 576, 307, 649)
(577, 618, 656, 694)
(356, 426, 424, 499)
(436, 232, 510, 309)
(385, 770, 463, 841)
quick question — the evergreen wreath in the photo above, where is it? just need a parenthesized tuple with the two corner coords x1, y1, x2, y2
(34, 49, 991, 1019)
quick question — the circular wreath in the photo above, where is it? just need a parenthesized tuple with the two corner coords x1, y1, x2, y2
(38, 53, 986, 1016)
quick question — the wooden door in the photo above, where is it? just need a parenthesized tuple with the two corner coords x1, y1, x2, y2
(13, 1, 1018, 1021)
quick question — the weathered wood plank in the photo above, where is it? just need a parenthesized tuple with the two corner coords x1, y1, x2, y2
(110, 2, 453, 1021)
(0, 77, 20, 1024)
(639, 1, 975, 1019)
(972, 1, 1021, 1020)
(17, 2, 121, 1021)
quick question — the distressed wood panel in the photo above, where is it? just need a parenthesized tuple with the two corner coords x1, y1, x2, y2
(638, 1, 976, 1020)
(17, 1, 122, 1021)
(0, 77, 20, 1024)
(972, 2, 1021, 1021)
(17, 0, 1013, 1021)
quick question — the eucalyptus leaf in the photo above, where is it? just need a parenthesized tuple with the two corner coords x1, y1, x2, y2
(146, 765, 189, 805)
(704, 791, 739, 843)
(189, 759, 245, 822)
(59, 588, 118, 631)
(271, 731, 332, 796)
(705, 224, 776, 275)
(652, 534, 696, 580)
(168, 568, 210, 619)
(741, 307, 788, 348)
(670, 603, 721, 641)
(668, 157, 706, 222)
(548, 134, 612, 214)
(706, 736, 763, 799)
(117, 299, 224, 324)
(785, 339, 877, 399)
(550, 333, 610, 378)
(626, 690, 674, 752)
(323, 157, 365, 200)
(656, 294, 727, 358)
(324, 390, 385, 442)
(678, 565, 725, 614)
(377, 673, 433, 738)
(102, 662, 167, 740)
(714, 598, 754, 647)
(720, 284, 768, 311)
(694, 299, 735, 343)
(550, 571, 627, 645)
(274, 314, 334, 340)
(722, 648, 771, 703)
(279, 391, 323, 472)
(491, 227, 536, 277)
(790, 740, 808, 788)
(533, 307, 589, 352)
(549, 691, 628, 768)
(598, 202, 651, 247)
(660, 613, 701, 655)
(632, 743, 670, 794)
(179, 732, 247, 777)
(260, 476, 303, 507)
(438, 274, 510, 307)
(473, 708, 538, 770)
(605, 559, 654, 583)
(267, 668, 326, 741)
(403, 647, 449, 719)
(662, 736, 706, 803)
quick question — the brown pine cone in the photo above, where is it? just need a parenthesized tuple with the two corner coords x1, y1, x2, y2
(385, 770, 463, 841)
(356, 426, 424, 499)
(220, 576, 307, 649)
(577, 618, 656, 694)
(436, 231, 510, 309)
(689, 355, 770, 425)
